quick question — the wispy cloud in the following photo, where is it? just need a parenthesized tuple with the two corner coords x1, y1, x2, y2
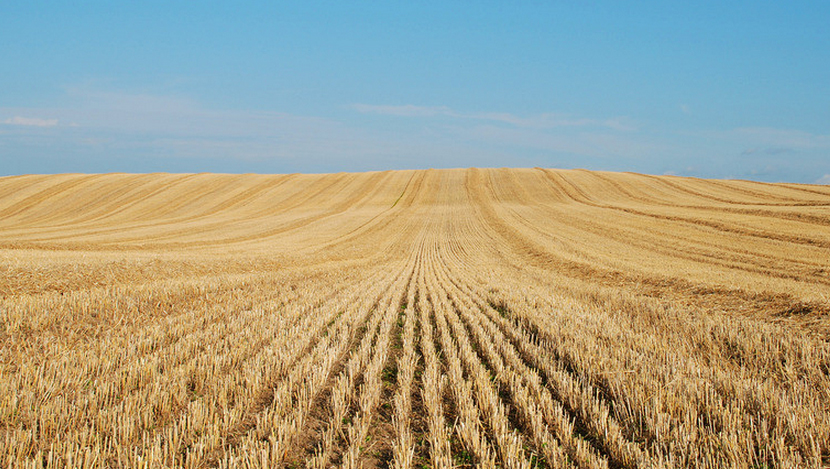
(740, 147, 794, 156)
(816, 174, 830, 185)
(2, 116, 59, 127)
(64, 85, 200, 113)
(351, 104, 453, 117)
(474, 112, 637, 131)
(4, 86, 827, 183)
(729, 127, 830, 150)
(352, 103, 636, 131)
(1, 89, 458, 173)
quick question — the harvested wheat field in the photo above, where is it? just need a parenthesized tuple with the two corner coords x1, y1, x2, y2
(1, 168, 830, 469)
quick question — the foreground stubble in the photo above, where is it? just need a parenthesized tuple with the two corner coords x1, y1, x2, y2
(1, 168, 829, 468)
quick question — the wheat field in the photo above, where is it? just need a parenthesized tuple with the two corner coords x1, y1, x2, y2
(1, 168, 829, 469)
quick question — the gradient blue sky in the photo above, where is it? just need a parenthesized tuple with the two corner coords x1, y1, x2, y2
(2, 1, 829, 182)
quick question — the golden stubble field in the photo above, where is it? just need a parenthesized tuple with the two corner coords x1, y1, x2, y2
(1, 168, 829, 469)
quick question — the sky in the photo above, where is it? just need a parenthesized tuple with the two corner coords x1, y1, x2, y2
(1, 1, 829, 183)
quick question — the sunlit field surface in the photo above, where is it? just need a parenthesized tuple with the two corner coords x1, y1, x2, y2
(1, 168, 829, 469)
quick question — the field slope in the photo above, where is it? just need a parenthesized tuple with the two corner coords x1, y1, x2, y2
(1, 168, 829, 468)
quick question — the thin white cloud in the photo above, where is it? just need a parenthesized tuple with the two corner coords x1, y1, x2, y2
(64, 86, 200, 114)
(2, 116, 59, 127)
(450, 123, 668, 162)
(5, 86, 823, 182)
(471, 112, 637, 131)
(352, 104, 453, 117)
(729, 127, 830, 150)
(352, 103, 636, 131)
(741, 146, 793, 156)
(1, 92, 408, 169)
(2, 95, 319, 138)
(816, 174, 830, 185)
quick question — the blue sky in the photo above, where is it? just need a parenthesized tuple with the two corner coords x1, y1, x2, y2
(1, 1, 829, 183)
